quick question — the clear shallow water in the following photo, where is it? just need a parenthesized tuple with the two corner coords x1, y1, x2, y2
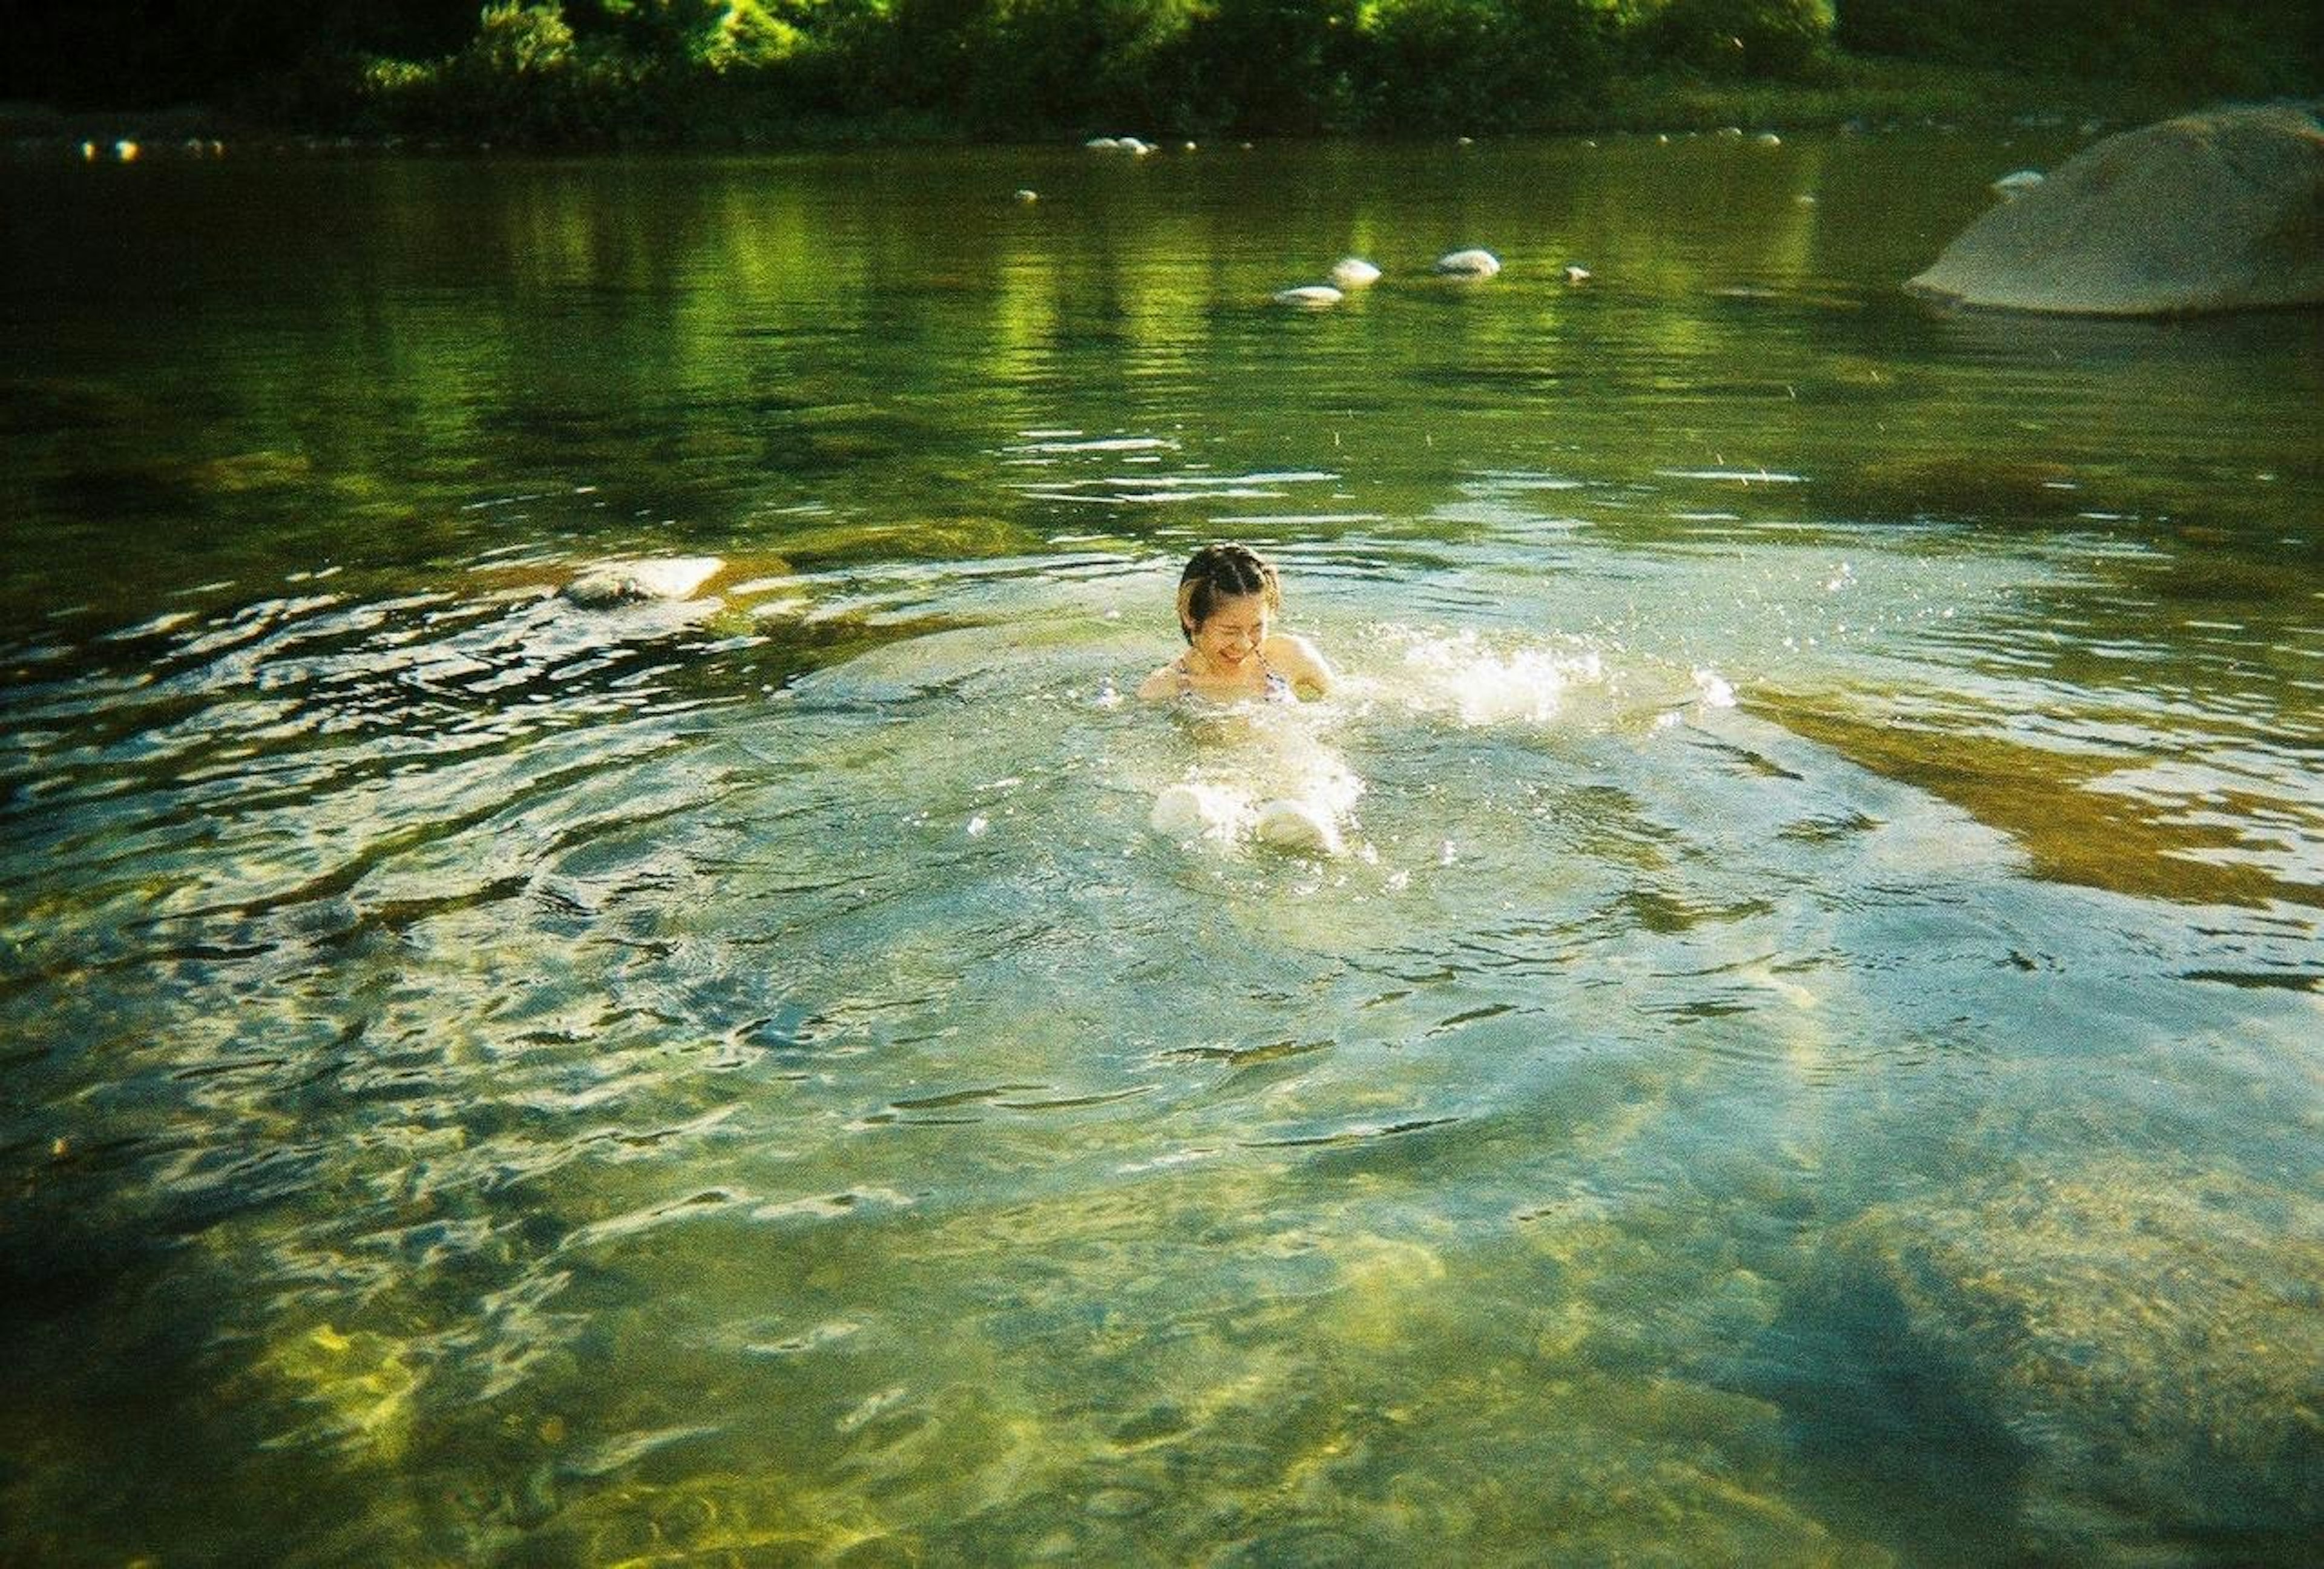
(3, 134, 2321, 1565)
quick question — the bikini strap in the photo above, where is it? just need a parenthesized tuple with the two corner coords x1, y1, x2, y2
(1258, 654, 1292, 700)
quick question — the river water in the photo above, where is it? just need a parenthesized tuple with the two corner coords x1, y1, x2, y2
(3, 131, 2320, 1566)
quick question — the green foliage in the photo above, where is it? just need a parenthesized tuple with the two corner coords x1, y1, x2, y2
(1360, 0, 1615, 132)
(364, 3, 652, 142)
(1838, 0, 2322, 97)
(705, 0, 898, 119)
(713, 2, 810, 67)
(571, 0, 810, 69)
(473, 1, 580, 71)
(953, 2, 1200, 134)
(278, 0, 2324, 145)
(1161, 0, 1368, 134)
(1635, 0, 1833, 81)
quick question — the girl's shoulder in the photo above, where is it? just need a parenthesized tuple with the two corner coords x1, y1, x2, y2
(1264, 632, 1333, 694)
(1136, 656, 1190, 703)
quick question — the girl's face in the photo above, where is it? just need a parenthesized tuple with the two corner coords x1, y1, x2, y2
(1187, 593, 1272, 673)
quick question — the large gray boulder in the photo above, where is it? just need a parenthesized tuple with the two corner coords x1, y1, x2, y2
(1908, 102, 2324, 316)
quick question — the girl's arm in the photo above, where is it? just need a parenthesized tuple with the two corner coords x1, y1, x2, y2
(1270, 633, 1334, 697)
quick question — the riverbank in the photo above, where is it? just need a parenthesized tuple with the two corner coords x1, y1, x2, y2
(1590, 59, 2198, 134)
(0, 60, 2273, 159)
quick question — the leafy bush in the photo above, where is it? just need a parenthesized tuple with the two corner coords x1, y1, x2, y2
(364, 3, 654, 142)
(1155, 0, 1367, 134)
(472, 1, 579, 72)
(936, 0, 1199, 134)
(1840, 0, 2321, 97)
(350, 0, 2317, 145)
(1637, 0, 1833, 81)
(1360, 0, 1615, 132)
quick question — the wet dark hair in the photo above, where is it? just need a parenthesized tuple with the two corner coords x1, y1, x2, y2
(1175, 543, 1283, 642)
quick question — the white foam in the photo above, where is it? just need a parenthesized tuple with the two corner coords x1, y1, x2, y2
(1150, 783, 1350, 857)
(1388, 630, 1603, 726)
(1148, 707, 1362, 856)
(1150, 781, 1250, 842)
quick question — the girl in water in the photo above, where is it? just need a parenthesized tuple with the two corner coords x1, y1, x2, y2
(1138, 544, 1349, 852)
(1137, 542, 1334, 704)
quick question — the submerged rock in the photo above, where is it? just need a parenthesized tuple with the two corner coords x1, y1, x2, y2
(1778, 1166, 2324, 1560)
(192, 449, 315, 493)
(1272, 283, 1343, 308)
(1330, 256, 1382, 288)
(1434, 248, 1502, 278)
(1908, 103, 2324, 316)
(564, 556, 724, 607)
(1833, 455, 2082, 522)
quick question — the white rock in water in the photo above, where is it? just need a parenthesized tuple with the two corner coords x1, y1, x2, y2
(1991, 168, 2046, 198)
(1330, 257, 1382, 288)
(565, 556, 724, 606)
(1434, 248, 1500, 277)
(1273, 284, 1344, 308)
